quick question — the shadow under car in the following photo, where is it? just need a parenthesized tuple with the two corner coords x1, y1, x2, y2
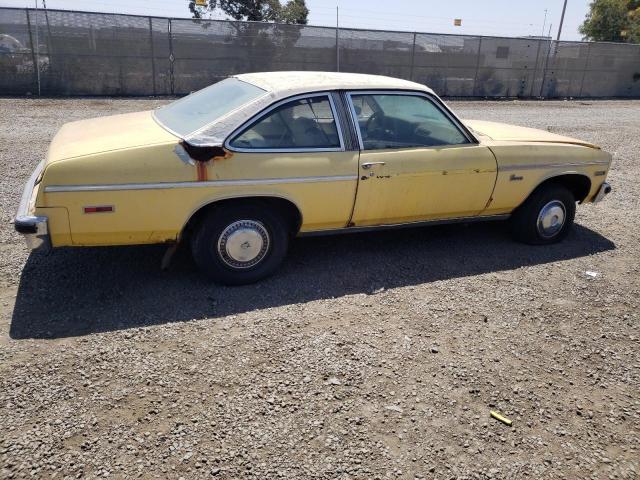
(10, 221, 615, 339)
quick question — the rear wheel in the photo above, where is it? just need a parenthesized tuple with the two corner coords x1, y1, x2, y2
(191, 204, 290, 285)
(510, 184, 576, 245)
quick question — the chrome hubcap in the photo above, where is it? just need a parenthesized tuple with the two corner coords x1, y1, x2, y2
(537, 200, 566, 238)
(217, 220, 270, 269)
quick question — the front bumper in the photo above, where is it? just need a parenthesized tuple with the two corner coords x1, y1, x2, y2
(14, 160, 50, 253)
(592, 181, 612, 204)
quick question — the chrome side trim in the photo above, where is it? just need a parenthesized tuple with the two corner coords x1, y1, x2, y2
(44, 175, 358, 193)
(224, 92, 346, 153)
(499, 160, 610, 172)
(299, 214, 511, 237)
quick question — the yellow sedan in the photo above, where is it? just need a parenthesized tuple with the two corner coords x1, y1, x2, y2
(15, 72, 612, 284)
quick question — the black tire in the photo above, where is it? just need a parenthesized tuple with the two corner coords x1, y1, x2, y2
(191, 204, 290, 285)
(510, 183, 576, 245)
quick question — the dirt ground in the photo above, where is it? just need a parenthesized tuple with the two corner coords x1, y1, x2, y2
(0, 98, 638, 480)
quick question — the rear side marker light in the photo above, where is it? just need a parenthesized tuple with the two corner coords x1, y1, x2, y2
(83, 205, 114, 214)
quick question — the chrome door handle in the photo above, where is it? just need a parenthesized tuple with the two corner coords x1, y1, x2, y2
(361, 162, 386, 170)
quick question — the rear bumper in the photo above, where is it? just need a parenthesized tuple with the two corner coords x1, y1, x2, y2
(592, 181, 611, 204)
(14, 160, 50, 253)
(15, 215, 50, 252)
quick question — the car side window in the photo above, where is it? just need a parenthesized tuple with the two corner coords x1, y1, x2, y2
(229, 95, 341, 150)
(350, 94, 470, 150)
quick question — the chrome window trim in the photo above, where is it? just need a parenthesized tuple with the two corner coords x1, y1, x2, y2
(344, 90, 478, 151)
(332, 91, 359, 151)
(43, 175, 358, 193)
(345, 92, 366, 151)
(224, 92, 346, 153)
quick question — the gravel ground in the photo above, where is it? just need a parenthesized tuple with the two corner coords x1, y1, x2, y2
(0, 98, 638, 480)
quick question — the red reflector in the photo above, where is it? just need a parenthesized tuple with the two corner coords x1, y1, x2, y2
(84, 205, 114, 214)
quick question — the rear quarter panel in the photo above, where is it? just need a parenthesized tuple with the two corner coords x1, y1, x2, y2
(38, 145, 358, 246)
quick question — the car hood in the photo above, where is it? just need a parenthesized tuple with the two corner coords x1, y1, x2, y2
(463, 120, 599, 149)
(45, 110, 178, 164)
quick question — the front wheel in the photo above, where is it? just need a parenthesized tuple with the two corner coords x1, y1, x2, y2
(510, 184, 576, 245)
(191, 204, 290, 285)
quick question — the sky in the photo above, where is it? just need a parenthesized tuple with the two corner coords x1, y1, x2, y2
(0, 0, 592, 41)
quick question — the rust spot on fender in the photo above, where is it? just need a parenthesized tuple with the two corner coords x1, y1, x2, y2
(176, 141, 234, 182)
(178, 141, 233, 162)
(196, 161, 208, 182)
(212, 150, 233, 161)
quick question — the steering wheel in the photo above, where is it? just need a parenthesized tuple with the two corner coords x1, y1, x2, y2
(413, 124, 432, 139)
(365, 111, 385, 135)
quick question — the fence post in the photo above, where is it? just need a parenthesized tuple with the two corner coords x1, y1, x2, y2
(113, 25, 124, 95)
(577, 42, 591, 98)
(25, 8, 40, 95)
(409, 32, 417, 81)
(472, 37, 483, 97)
(148, 17, 157, 96)
(168, 18, 175, 95)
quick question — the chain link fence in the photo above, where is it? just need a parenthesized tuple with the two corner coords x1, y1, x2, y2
(1, 7, 639, 98)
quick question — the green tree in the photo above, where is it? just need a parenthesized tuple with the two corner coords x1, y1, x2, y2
(579, 0, 640, 43)
(189, 0, 309, 24)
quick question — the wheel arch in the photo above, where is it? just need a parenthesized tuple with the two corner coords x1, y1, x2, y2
(180, 195, 304, 241)
(518, 172, 592, 210)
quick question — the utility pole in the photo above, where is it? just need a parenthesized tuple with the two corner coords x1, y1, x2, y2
(541, 9, 547, 38)
(33, 0, 41, 96)
(42, 0, 53, 58)
(556, 0, 568, 41)
(544, 0, 568, 98)
(335, 5, 340, 72)
(539, 21, 554, 97)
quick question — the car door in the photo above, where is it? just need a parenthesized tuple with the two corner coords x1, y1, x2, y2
(224, 92, 359, 232)
(346, 91, 498, 226)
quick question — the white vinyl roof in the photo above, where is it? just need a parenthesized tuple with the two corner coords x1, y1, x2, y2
(185, 71, 433, 146)
(236, 71, 433, 96)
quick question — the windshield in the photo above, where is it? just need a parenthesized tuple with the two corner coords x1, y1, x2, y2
(153, 78, 266, 137)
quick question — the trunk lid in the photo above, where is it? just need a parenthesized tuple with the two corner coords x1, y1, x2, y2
(45, 110, 178, 164)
